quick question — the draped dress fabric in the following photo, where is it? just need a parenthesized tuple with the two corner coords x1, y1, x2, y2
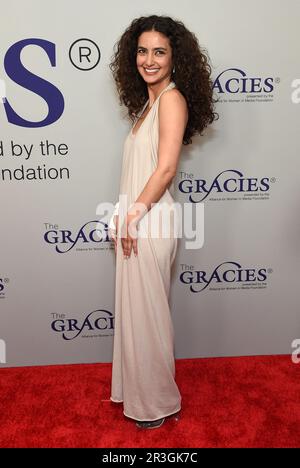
(110, 80, 182, 421)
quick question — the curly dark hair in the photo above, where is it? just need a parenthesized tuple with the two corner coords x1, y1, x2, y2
(109, 15, 219, 145)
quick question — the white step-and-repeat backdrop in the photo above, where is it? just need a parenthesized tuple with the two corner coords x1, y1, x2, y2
(1, 0, 299, 367)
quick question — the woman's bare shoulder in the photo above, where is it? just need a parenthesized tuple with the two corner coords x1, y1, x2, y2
(160, 87, 188, 123)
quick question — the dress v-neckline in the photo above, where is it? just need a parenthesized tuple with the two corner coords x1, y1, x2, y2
(130, 99, 151, 138)
(130, 81, 175, 138)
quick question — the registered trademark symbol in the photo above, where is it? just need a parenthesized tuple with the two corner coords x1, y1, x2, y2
(69, 38, 101, 71)
(270, 177, 276, 183)
(267, 268, 273, 274)
(3, 278, 9, 284)
(275, 77, 280, 84)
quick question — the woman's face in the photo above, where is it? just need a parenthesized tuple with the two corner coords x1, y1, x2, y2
(136, 30, 173, 85)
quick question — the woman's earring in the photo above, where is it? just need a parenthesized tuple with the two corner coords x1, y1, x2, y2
(172, 65, 175, 75)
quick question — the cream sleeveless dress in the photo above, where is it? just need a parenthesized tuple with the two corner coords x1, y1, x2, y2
(110, 80, 182, 422)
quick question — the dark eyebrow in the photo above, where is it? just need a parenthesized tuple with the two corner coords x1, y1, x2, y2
(137, 46, 167, 51)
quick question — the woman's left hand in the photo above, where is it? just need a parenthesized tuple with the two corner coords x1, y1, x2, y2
(120, 214, 139, 258)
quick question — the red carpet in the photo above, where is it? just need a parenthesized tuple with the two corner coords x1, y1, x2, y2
(0, 355, 299, 448)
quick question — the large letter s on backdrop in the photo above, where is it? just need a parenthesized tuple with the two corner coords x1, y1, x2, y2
(3, 38, 65, 127)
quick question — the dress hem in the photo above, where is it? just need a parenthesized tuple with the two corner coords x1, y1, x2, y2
(110, 397, 123, 403)
(123, 407, 181, 422)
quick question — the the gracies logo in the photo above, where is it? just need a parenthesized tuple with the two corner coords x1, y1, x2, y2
(213, 68, 274, 94)
(44, 220, 110, 253)
(179, 169, 270, 202)
(51, 309, 114, 340)
(1, 38, 64, 127)
(180, 261, 268, 293)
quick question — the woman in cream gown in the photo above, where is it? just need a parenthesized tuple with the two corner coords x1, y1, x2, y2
(109, 80, 183, 429)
